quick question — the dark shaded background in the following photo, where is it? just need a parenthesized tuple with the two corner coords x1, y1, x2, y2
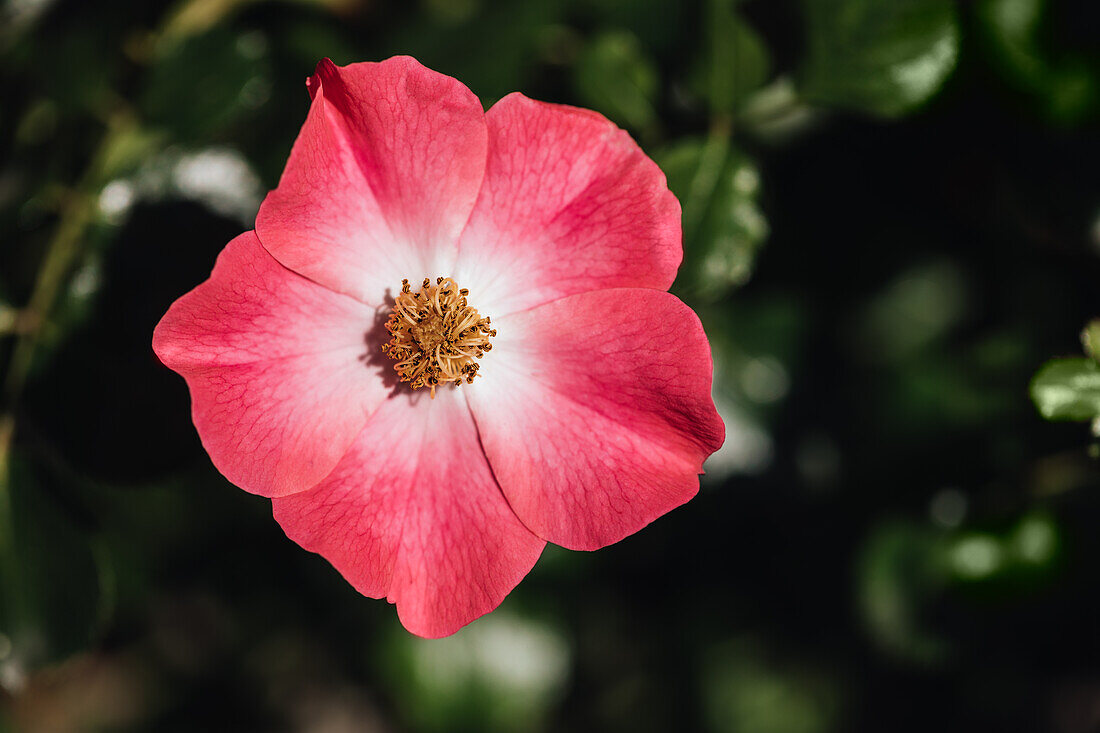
(1, 0, 1099, 731)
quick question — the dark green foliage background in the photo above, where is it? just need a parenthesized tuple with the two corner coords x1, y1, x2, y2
(1, 0, 1098, 731)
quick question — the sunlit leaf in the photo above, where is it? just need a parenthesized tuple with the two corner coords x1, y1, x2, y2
(574, 31, 659, 133)
(659, 137, 768, 300)
(1030, 358, 1100, 422)
(799, 0, 960, 117)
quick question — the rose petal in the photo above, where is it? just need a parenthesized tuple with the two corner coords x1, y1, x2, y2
(273, 389, 545, 638)
(153, 232, 386, 498)
(256, 56, 488, 305)
(465, 288, 725, 551)
(453, 93, 682, 317)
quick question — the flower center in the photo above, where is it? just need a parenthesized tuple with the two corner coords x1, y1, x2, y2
(381, 277, 495, 397)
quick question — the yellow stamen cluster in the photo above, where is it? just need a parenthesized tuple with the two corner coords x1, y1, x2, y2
(381, 277, 496, 397)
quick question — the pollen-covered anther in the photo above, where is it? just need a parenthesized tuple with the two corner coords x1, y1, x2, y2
(380, 277, 497, 397)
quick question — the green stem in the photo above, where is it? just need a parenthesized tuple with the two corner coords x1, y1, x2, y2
(0, 414, 21, 636)
(0, 113, 134, 419)
(0, 305, 12, 338)
(0, 114, 134, 590)
(1, 186, 96, 415)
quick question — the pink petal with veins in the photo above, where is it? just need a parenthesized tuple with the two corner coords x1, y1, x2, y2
(273, 389, 545, 638)
(454, 93, 681, 317)
(256, 57, 488, 305)
(153, 232, 384, 497)
(466, 288, 724, 551)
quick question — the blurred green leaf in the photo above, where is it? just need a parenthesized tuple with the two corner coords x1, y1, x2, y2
(799, 0, 959, 117)
(1030, 358, 1100, 422)
(14, 99, 60, 148)
(700, 298, 803, 479)
(573, 0, 685, 54)
(161, 0, 361, 41)
(691, 0, 771, 113)
(1082, 319, 1100, 362)
(976, 0, 1098, 124)
(0, 455, 102, 671)
(574, 31, 659, 133)
(737, 77, 821, 142)
(141, 28, 272, 143)
(383, 0, 561, 105)
(944, 511, 1062, 592)
(0, 302, 14, 337)
(96, 126, 167, 184)
(857, 523, 948, 664)
(659, 137, 768, 300)
(282, 18, 359, 69)
(1007, 512, 1059, 569)
(380, 613, 569, 733)
(977, 0, 1045, 81)
(853, 260, 966, 362)
(23, 27, 117, 117)
(702, 639, 839, 733)
(946, 532, 1005, 581)
(700, 297, 803, 479)
(887, 356, 1014, 431)
(0, 0, 58, 48)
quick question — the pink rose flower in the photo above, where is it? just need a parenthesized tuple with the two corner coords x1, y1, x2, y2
(152, 56, 725, 637)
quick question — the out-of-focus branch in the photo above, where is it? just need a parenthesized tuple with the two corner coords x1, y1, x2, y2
(0, 111, 136, 466)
